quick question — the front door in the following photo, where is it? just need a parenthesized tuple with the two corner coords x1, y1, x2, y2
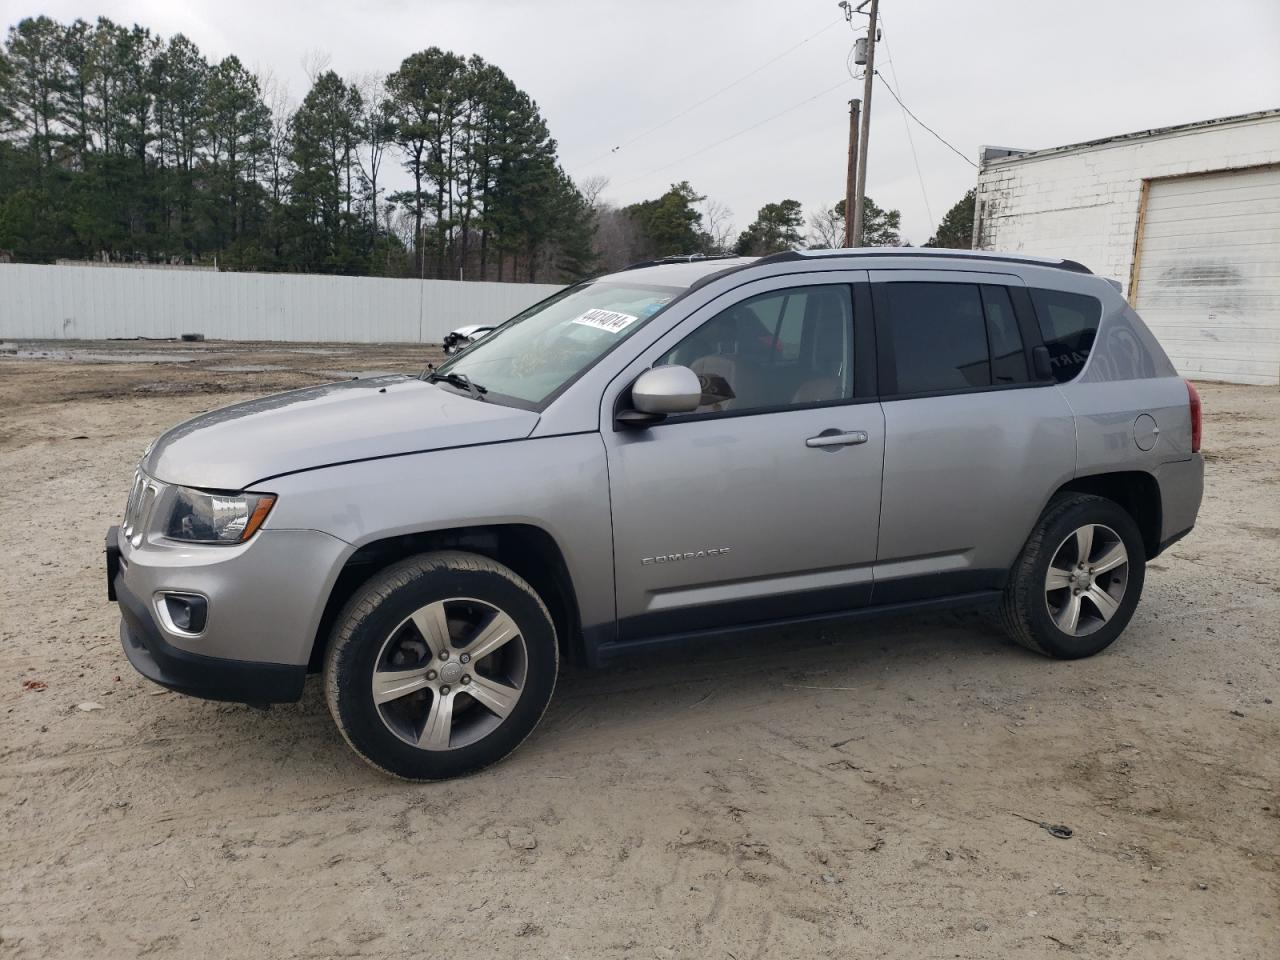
(603, 276, 884, 641)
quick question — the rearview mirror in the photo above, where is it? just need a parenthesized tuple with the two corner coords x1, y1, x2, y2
(617, 365, 702, 426)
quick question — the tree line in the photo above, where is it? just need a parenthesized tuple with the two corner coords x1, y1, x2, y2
(0, 15, 590, 280)
(0, 14, 975, 282)
(586, 182, 974, 271)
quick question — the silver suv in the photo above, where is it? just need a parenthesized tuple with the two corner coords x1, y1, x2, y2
(106, 249, 1204, 780)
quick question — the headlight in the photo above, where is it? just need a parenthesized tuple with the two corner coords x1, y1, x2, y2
(165, 488, 276, 544)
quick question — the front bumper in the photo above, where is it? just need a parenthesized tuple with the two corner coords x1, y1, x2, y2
(107, 522, 348, 704)
(116, 567, 306, 704)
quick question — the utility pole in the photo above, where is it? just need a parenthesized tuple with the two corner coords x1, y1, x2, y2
(850, 0, 878, 247)
(843, 98, 861, 247)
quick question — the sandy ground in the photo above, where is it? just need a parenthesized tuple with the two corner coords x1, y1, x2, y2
(0, 339, 1276, 960)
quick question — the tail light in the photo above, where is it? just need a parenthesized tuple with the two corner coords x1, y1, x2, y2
(1185, 379, 1202, 453)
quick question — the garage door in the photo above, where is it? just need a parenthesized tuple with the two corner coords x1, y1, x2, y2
(1132, 164, 1280, 385)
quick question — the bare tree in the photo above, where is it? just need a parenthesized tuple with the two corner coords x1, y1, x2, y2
(576, 176, 638, 273)
(353, 71, 392, 234)
(578, 174, 610, 211)
(807, 202, 844, 249)
(256, 67, 292, 206)
(390, 206, 420, 265)
(699, 197, 735, 254)
(591, 204, 644, 273)
(300, 48, 332, 84)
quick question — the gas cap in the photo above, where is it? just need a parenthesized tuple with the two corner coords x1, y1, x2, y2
(1133, 414, 1160, 451)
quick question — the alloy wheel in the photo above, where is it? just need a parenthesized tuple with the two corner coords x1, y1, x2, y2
(370, 597, 527, 750)
(1044, 523, 1129, 637)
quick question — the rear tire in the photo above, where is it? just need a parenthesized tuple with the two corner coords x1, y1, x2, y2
(324, 550, 557, 780)
(1001, 493, 1146, 659)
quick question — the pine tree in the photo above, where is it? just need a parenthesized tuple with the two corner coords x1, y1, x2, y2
(288, 71, 368, 272)
(204, 55, 270, 262)
(623, 182, 705, 259)
(925, 188, 975, 249)
(735, 199, 804, 255)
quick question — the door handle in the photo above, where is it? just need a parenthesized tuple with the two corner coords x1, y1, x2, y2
(806, 430, 869, 448)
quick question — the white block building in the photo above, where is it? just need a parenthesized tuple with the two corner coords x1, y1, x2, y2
(973, 109, 1280, 385)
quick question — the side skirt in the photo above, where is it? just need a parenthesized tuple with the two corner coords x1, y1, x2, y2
(589, 589, 1003, 667)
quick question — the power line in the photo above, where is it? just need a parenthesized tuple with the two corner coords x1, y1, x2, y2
(873, 69, 977, 169)
(573, 17, 844, 170)
(615, 78, 851, 189)
(875, 20, 933, 227)
(881, 56, 932, 227)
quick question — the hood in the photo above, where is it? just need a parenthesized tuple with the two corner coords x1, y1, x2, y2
(142, 376, 539, 490)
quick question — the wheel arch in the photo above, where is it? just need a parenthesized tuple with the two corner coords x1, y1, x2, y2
(310, 523, 585, 672)
(1050, 471, 1162, 559)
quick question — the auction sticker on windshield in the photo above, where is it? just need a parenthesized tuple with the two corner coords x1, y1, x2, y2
(570, 309, 640, 334)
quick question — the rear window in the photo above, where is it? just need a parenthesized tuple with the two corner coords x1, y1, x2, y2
(1030, 288, 1102, 383)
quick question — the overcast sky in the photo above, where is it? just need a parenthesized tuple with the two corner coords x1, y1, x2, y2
(14, 0, 1280, 244)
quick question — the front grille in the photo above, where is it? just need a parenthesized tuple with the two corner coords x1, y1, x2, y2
(121, 470, 164, 545)
(121, 471, 144, 538)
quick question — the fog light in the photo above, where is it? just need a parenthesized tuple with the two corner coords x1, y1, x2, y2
(162, 593, 208, 634)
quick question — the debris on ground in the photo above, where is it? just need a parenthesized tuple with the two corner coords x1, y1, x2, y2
(1010, 812, 1073, 839)
(506, 828, 537, 850)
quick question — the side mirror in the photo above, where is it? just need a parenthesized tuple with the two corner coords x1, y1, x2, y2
(617, 365, 702, 426)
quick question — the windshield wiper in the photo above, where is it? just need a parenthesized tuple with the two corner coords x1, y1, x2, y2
(425, 370, 488, 401)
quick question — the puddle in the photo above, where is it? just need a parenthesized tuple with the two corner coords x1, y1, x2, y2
(315, 369, 410, 380)
(133, 381, 242, 394)
(2, 348, 201, 363)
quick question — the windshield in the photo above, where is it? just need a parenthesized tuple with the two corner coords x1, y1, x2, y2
(429, 280, 684, 408)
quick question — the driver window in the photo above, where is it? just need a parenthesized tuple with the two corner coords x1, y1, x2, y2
(657, 285, 854, 415)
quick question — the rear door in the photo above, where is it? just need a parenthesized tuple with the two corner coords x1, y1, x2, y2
(869, 270, 1077, 602)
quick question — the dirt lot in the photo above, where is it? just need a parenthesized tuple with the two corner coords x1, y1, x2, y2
(0, 339, 1276, 959)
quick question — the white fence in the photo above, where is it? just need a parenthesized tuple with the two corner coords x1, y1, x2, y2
(0, 263, 563, 343)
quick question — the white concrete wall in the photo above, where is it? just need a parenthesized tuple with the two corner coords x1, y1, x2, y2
(974, 111, 1280, 384)
(0, 264, 563, 343)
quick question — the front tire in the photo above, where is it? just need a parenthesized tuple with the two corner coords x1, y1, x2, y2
(324, 550, 558, 780)
(1001, 494, 1146, 659)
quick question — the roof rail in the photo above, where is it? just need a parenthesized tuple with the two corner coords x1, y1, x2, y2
(620, 253, 741, 271)
(751, 248, 1093, 274)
